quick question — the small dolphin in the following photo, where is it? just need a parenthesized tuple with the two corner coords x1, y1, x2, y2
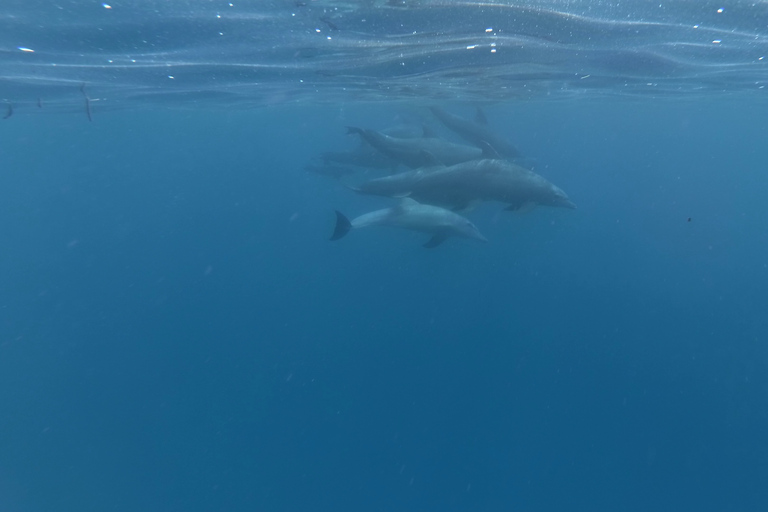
(351, 159, 576, 212)
(430, 106, 521, 159)
(330, 198, 488, 248)
(318, 125, 423, 171)
(347, 126, 495, 168)
(319, 146, 399, 171)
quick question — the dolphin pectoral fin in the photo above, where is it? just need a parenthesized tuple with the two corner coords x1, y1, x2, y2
(391, 190, 412, 198)
(423, 233, 449, 248)
(505, 201, 537, 214)
(478, 140, 502, 159)
(330, 211, 353, 241)
(474, 107, 489, 126)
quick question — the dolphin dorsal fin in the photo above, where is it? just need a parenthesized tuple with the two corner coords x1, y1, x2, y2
(474, 107, 488, 125)
(398, 197, 420, 208)
(478, 140, 502, 159)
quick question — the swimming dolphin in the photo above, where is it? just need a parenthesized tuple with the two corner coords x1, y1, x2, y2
(351, 159, 576, 212)
(318, 146, 399, 171)
(330, 198, 488, 248)
(317, 124, 424, 172)
(346, 126, 496, 168)
(430, 106, 521, 159)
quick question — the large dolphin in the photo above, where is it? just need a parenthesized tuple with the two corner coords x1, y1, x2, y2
(346, 126, 496, 168)
(351, 159, 576, 212)
(430, 106, 521, 159)
(330, 198, 488, 248)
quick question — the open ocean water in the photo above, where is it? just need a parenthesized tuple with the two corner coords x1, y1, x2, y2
(1, 1, 768, 511)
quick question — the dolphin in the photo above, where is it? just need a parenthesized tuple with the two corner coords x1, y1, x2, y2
(317, 124, 423, 172)
(318, 146, 399, 171)
(346, 126, 496, 168)
(330, 198, 488, 248)
(430, 106, 521, 159)
(351, 159, 576, 212)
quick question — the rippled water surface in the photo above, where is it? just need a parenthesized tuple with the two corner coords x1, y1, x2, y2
(3, 0, 768, 110)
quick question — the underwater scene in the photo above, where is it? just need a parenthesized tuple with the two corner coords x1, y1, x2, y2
(1, 1, 767, 511)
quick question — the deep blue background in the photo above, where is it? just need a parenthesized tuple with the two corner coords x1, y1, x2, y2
(1, 99, 767, 511)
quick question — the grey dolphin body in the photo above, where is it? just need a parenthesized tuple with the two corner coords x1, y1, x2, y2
(430, 106, 521, 159)
(330, 198, 488, 248)
(346, 126, 488, 168)
(319, 125, 423, 171)
(318, 146, 398, 171)
(352, 159, 576, 212)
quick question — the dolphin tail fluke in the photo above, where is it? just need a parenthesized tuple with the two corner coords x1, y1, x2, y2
(330, 211, 353, 241)
(423, 233, 448, 248)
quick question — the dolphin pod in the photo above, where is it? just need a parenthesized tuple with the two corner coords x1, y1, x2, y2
(305, 106, 575, 248)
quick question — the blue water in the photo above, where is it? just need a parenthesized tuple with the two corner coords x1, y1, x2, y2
(2, 2, 768, 512)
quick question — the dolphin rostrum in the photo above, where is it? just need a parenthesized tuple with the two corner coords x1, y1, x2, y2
(330, 198, 488, 248)
(346, 126, 497, 168)
(350, 159, 576, 212)
(430, 106, 521, 159)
